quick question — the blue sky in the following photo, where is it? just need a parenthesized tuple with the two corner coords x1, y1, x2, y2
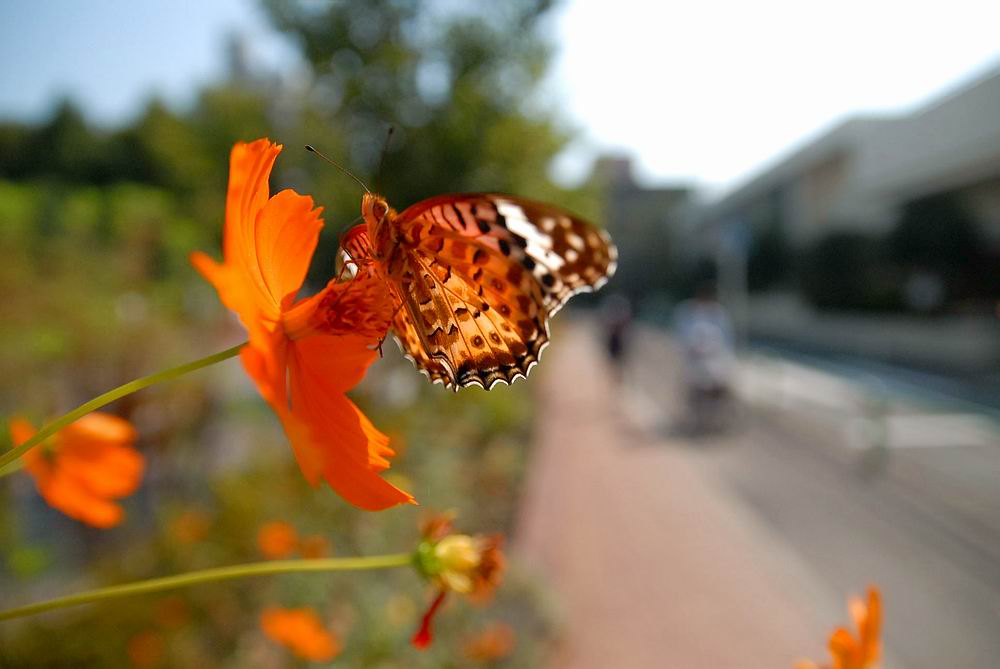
(2, 1, 998, 191)
(0, 0, 294, 124)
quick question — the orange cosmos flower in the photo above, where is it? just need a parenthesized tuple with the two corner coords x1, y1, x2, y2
(191, 138, 412, 510)
(299, 534, 331, 558)
(260, 607, 341, 662)
(9, 413, 144, 528)
(411, 513, 506, 649)
(169, 509, 212, 545)
(797, 586, 882, 669)
(257, 520, 299, 559)
(463, 622, 516, 662)
(126, 629, 166, 669)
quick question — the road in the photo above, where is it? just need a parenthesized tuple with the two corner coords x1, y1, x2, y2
(625, 324, 1000, 669)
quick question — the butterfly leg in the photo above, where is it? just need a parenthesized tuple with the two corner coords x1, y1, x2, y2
(374, 299, 408, 356)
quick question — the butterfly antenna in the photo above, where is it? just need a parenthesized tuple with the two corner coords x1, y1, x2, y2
(304, 145, 371, 194)
(373, 125, 394, 193)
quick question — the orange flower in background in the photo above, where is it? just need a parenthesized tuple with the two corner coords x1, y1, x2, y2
(9, 413, 144, 528)
(260, 607, 341, 662)
(257, 520, 299, 559)
(411, 513, 506, 649)
(126, 629, 166, 669)
(463, 622, 516, 662)
(299, 534, 331, 558)
(153, 596, 191, 629)
(191, 138, 413, 511)
(169, 509, 212, 545)
(797, 586, 882, 669)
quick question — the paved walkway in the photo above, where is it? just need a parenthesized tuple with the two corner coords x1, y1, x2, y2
(516, 323, 827, 669)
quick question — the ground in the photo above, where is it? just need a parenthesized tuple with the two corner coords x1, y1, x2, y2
(516, 319, 1000, 669)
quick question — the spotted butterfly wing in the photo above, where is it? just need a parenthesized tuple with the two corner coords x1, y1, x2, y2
(358, 193, 616, 390)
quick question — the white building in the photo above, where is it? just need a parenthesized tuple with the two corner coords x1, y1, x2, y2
(704, 65, 1000, 248)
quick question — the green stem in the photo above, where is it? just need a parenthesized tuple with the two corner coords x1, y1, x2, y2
(1, 342, 246, 471)
(0, 553, 413, 621)
(0, 458, 24, 479)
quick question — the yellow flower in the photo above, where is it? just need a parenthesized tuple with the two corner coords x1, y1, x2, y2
(411, 513, 506, 649)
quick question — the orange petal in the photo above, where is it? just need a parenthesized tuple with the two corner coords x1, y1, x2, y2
(55, 414, 143, 498)
(299, 535, 330, 558)
(859, 586, 882, 663)
(239, 331, 290, 409)
(59, 443, 144, 498)
(284, 270, 397, 341)
(827, 627, 858, 669)
(191, 249, 277, 348)
(260, 607, 340, 662)
(224, 139, 282, 287)
(9, 418, 38, 448)
(59, 413, 137, 446)
(240, 338, 337, 487)
(258, 521, 299, 559)
(192, 139, 323, 343)
(11, 414, 141, 528)
(126, 630, 166, 669)
(283, 339, 413, 510)
(35, 465, 124, 528)
(254, 189, 324, 311)
(9, 418, 43, 470)
(289, 334, 380, 396)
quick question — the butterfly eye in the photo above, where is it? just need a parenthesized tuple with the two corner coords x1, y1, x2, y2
(373, 202, 388, 220)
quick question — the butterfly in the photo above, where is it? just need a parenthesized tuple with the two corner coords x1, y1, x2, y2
(339, 192, 616, 390)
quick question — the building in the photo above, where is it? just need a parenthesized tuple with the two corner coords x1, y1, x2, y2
(702, 64, 1000, 250)
(592, 156, 695, 303)
(695, 65, 1000, 372)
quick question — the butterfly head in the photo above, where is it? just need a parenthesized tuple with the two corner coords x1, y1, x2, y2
(361, 192, 397, 258)
(361, 192, 391, 226)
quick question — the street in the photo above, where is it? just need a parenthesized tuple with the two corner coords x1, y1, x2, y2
(517, 319, 1000, 669)
(627, 324, 1000, 669)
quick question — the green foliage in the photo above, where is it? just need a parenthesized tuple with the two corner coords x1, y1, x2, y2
(888, 193, 980, 270)
(261, 0, 574, 282)
(747, 225, 792, 291)
(799, 194, 999, 313)
(799, 231, 898, 312)
(0, 1, 575, 665)
(887, 192, 997, 303)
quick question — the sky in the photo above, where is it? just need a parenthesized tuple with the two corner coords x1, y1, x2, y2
(1, 0, 998, 195)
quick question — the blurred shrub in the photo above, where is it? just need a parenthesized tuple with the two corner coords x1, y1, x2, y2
(748, 225, 793, 292)
(887, 193, 999, 307)
(799, 231, 899, 312)
(0, 1, 574, 665)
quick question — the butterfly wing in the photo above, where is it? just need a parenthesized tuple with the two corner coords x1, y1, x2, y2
(387, 194, 616, 390)
(398, 194, 617, 313)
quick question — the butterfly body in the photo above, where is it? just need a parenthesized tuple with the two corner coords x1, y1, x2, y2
(346, 192, 616, 390)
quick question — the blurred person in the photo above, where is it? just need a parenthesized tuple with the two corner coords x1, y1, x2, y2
(602, 293, 633, 382)
(673, 282, 735, 434)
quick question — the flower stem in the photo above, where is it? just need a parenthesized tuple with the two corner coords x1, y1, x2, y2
(0, 553, 413, 621)
(0, 458, 24, 479)
(0, 342, 246, 471)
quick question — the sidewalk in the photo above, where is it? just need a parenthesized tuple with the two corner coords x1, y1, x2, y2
(516, 322, 827, 669)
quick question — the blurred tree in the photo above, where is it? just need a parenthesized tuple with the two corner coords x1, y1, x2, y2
(800, 231, 898, 312)
(747, 225, 791, 291)
(0, 121, 30, 178)
(2, 100, 109, 184)
(261, 0, 574, 282)
(112, 99, 215, 195)
(887, 192, 991, 305)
